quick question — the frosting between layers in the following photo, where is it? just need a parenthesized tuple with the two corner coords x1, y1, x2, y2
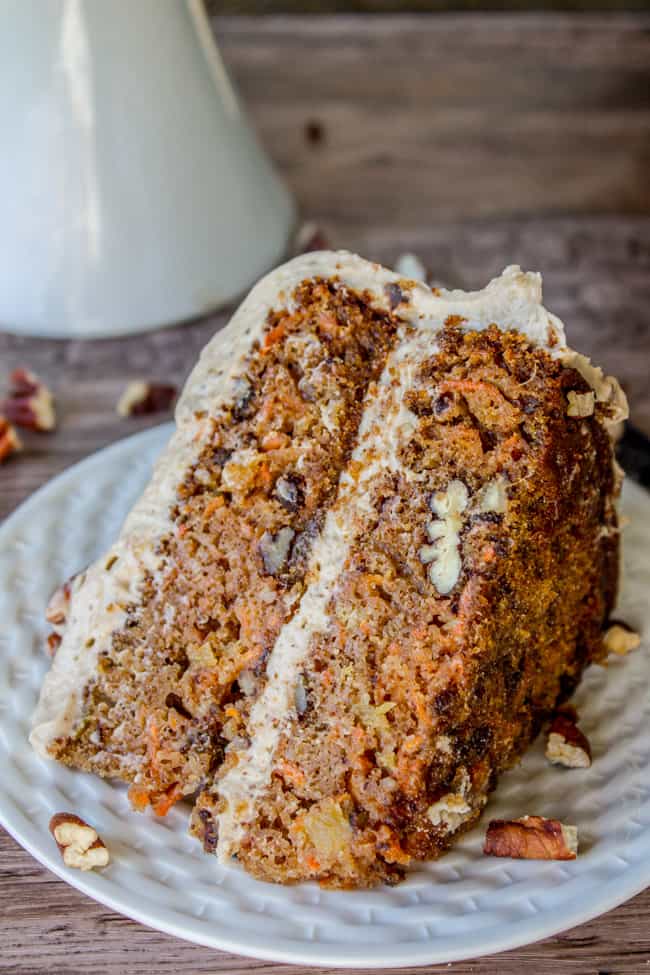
(30, 254, 628, 777)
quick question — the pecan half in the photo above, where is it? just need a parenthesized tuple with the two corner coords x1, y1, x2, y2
(484, 815, 578, 860)
(49, 813, 110, 871)
(1, 368, 56, 431)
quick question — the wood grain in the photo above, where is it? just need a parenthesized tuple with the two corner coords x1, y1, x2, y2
(208, 1, 650, 14)
(217, 14, 650, 222)
(1, 13, 649, 974)
(1, 826, 649, 973)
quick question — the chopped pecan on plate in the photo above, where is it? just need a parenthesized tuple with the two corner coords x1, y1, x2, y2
(545, 711, 592, 769)
(1, 368, 56, 431)
(484, 815, 578, 860)
(49, 813, 110, 871)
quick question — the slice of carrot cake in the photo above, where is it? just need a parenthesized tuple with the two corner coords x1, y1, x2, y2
(31, 252, 627, 886)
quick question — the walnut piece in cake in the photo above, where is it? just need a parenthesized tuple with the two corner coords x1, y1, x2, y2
(566, 390, 595, 418)
(419, 479, 469, 594)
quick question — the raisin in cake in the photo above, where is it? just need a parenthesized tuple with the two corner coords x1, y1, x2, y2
(31, 252, 627, 887)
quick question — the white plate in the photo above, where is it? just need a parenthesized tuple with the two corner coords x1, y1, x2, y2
(0, 425, 649, 968)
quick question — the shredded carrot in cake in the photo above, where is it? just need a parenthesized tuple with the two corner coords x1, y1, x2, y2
(202, 496, 225, 520)
(276, 760, 306, 787)
(263, 322, 287, 350)
(128, 784, 151, 811)
(152, 783, 183, 817)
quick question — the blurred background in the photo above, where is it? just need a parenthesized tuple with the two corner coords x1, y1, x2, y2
(1, 0, 649, 516)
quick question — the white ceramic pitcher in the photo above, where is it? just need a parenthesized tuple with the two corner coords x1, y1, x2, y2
(0, 0, 295, 338)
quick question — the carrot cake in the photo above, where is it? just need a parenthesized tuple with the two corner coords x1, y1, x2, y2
(31, 251, 627, 887)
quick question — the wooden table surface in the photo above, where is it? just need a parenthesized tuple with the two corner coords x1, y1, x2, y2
(1, 13, 649, 975)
